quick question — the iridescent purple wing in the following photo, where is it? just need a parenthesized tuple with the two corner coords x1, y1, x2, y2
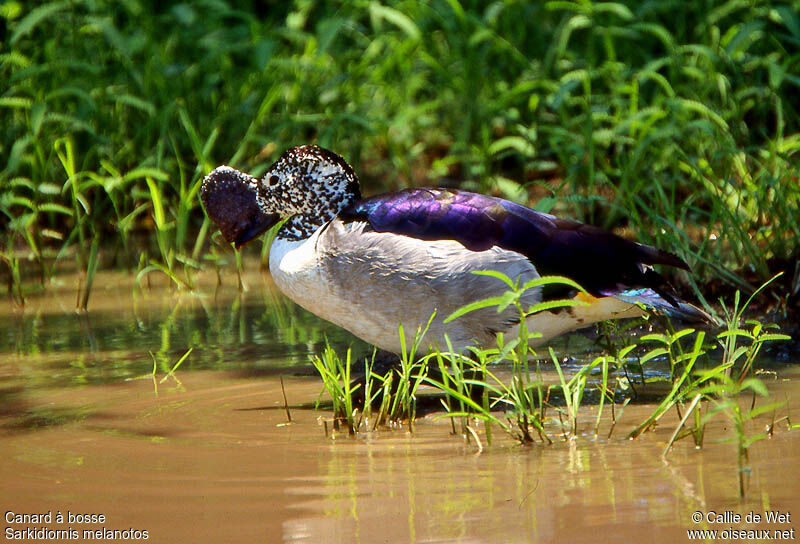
(340, 188, 688, 303)
(343, 189, 511, 251)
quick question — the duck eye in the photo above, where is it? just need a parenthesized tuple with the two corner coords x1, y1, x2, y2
(268, 175, 280, 187)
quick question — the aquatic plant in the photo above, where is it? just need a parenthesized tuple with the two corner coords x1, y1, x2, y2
(128, 347, 193, 397)
(311, 315, 435, 435)
(650, 276, 792, 497)
(311, 343, 361, 435)
(387, 317, 435, 427)
(425, 273, 588, 445)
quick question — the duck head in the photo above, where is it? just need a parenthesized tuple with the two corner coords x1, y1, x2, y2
(201, 145, 361, 247)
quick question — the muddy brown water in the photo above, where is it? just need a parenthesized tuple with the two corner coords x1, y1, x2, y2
(2, 266, 799, 543)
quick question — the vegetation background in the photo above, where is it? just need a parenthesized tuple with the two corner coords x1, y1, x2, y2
(1, 0, 798, 309)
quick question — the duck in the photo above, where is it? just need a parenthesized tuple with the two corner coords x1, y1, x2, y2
(200, 144, 709, 355)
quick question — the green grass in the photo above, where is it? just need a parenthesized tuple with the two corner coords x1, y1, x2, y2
(1, 1, 799, 306)
(311, 272, 792, 498)
(127, 347, 193, 397)
(311, 343, 362, 434)
(311, 315, 434, 435)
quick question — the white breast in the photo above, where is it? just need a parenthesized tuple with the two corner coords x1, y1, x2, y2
(269, 225, 391, 350)
(268, 228, 339, 321)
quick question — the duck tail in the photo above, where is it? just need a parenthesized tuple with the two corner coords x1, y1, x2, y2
(612, 288, 717, 325)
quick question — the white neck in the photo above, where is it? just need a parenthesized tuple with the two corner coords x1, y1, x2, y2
(268, 230, 333, 310)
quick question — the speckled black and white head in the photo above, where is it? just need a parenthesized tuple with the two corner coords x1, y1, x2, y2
(259, 145, 361, 240)
(200, 145, 361, 246)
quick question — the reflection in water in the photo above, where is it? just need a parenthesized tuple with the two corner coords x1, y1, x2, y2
(1, 266, 799, 542)
(276, 390, 800, 543)
(0, 267, 365, 392)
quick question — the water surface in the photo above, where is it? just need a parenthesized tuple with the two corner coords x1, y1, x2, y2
(2, 265, 799, 543)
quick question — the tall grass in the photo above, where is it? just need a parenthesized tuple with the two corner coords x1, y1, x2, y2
(1, 1, 798, 304)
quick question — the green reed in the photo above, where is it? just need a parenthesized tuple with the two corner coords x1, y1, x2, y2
(427, 340, 512, 448)
(311, 315, 435, 435)
(424, 273, 588, 445)
(390, 315, 436, 427)
(311, 343, 361, 435)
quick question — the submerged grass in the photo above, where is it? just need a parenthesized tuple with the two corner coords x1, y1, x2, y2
(127, 347, 193, 397)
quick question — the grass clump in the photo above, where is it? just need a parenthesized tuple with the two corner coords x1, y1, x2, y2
(311, 343, 363, 435)
(427, 273, 632, 446)
(311, 315, 433, 436)
(423, 273, 591, 446)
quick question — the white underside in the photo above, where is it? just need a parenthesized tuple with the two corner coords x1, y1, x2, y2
(268, 219, 653, 355)
(270, 228, 408, 351)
